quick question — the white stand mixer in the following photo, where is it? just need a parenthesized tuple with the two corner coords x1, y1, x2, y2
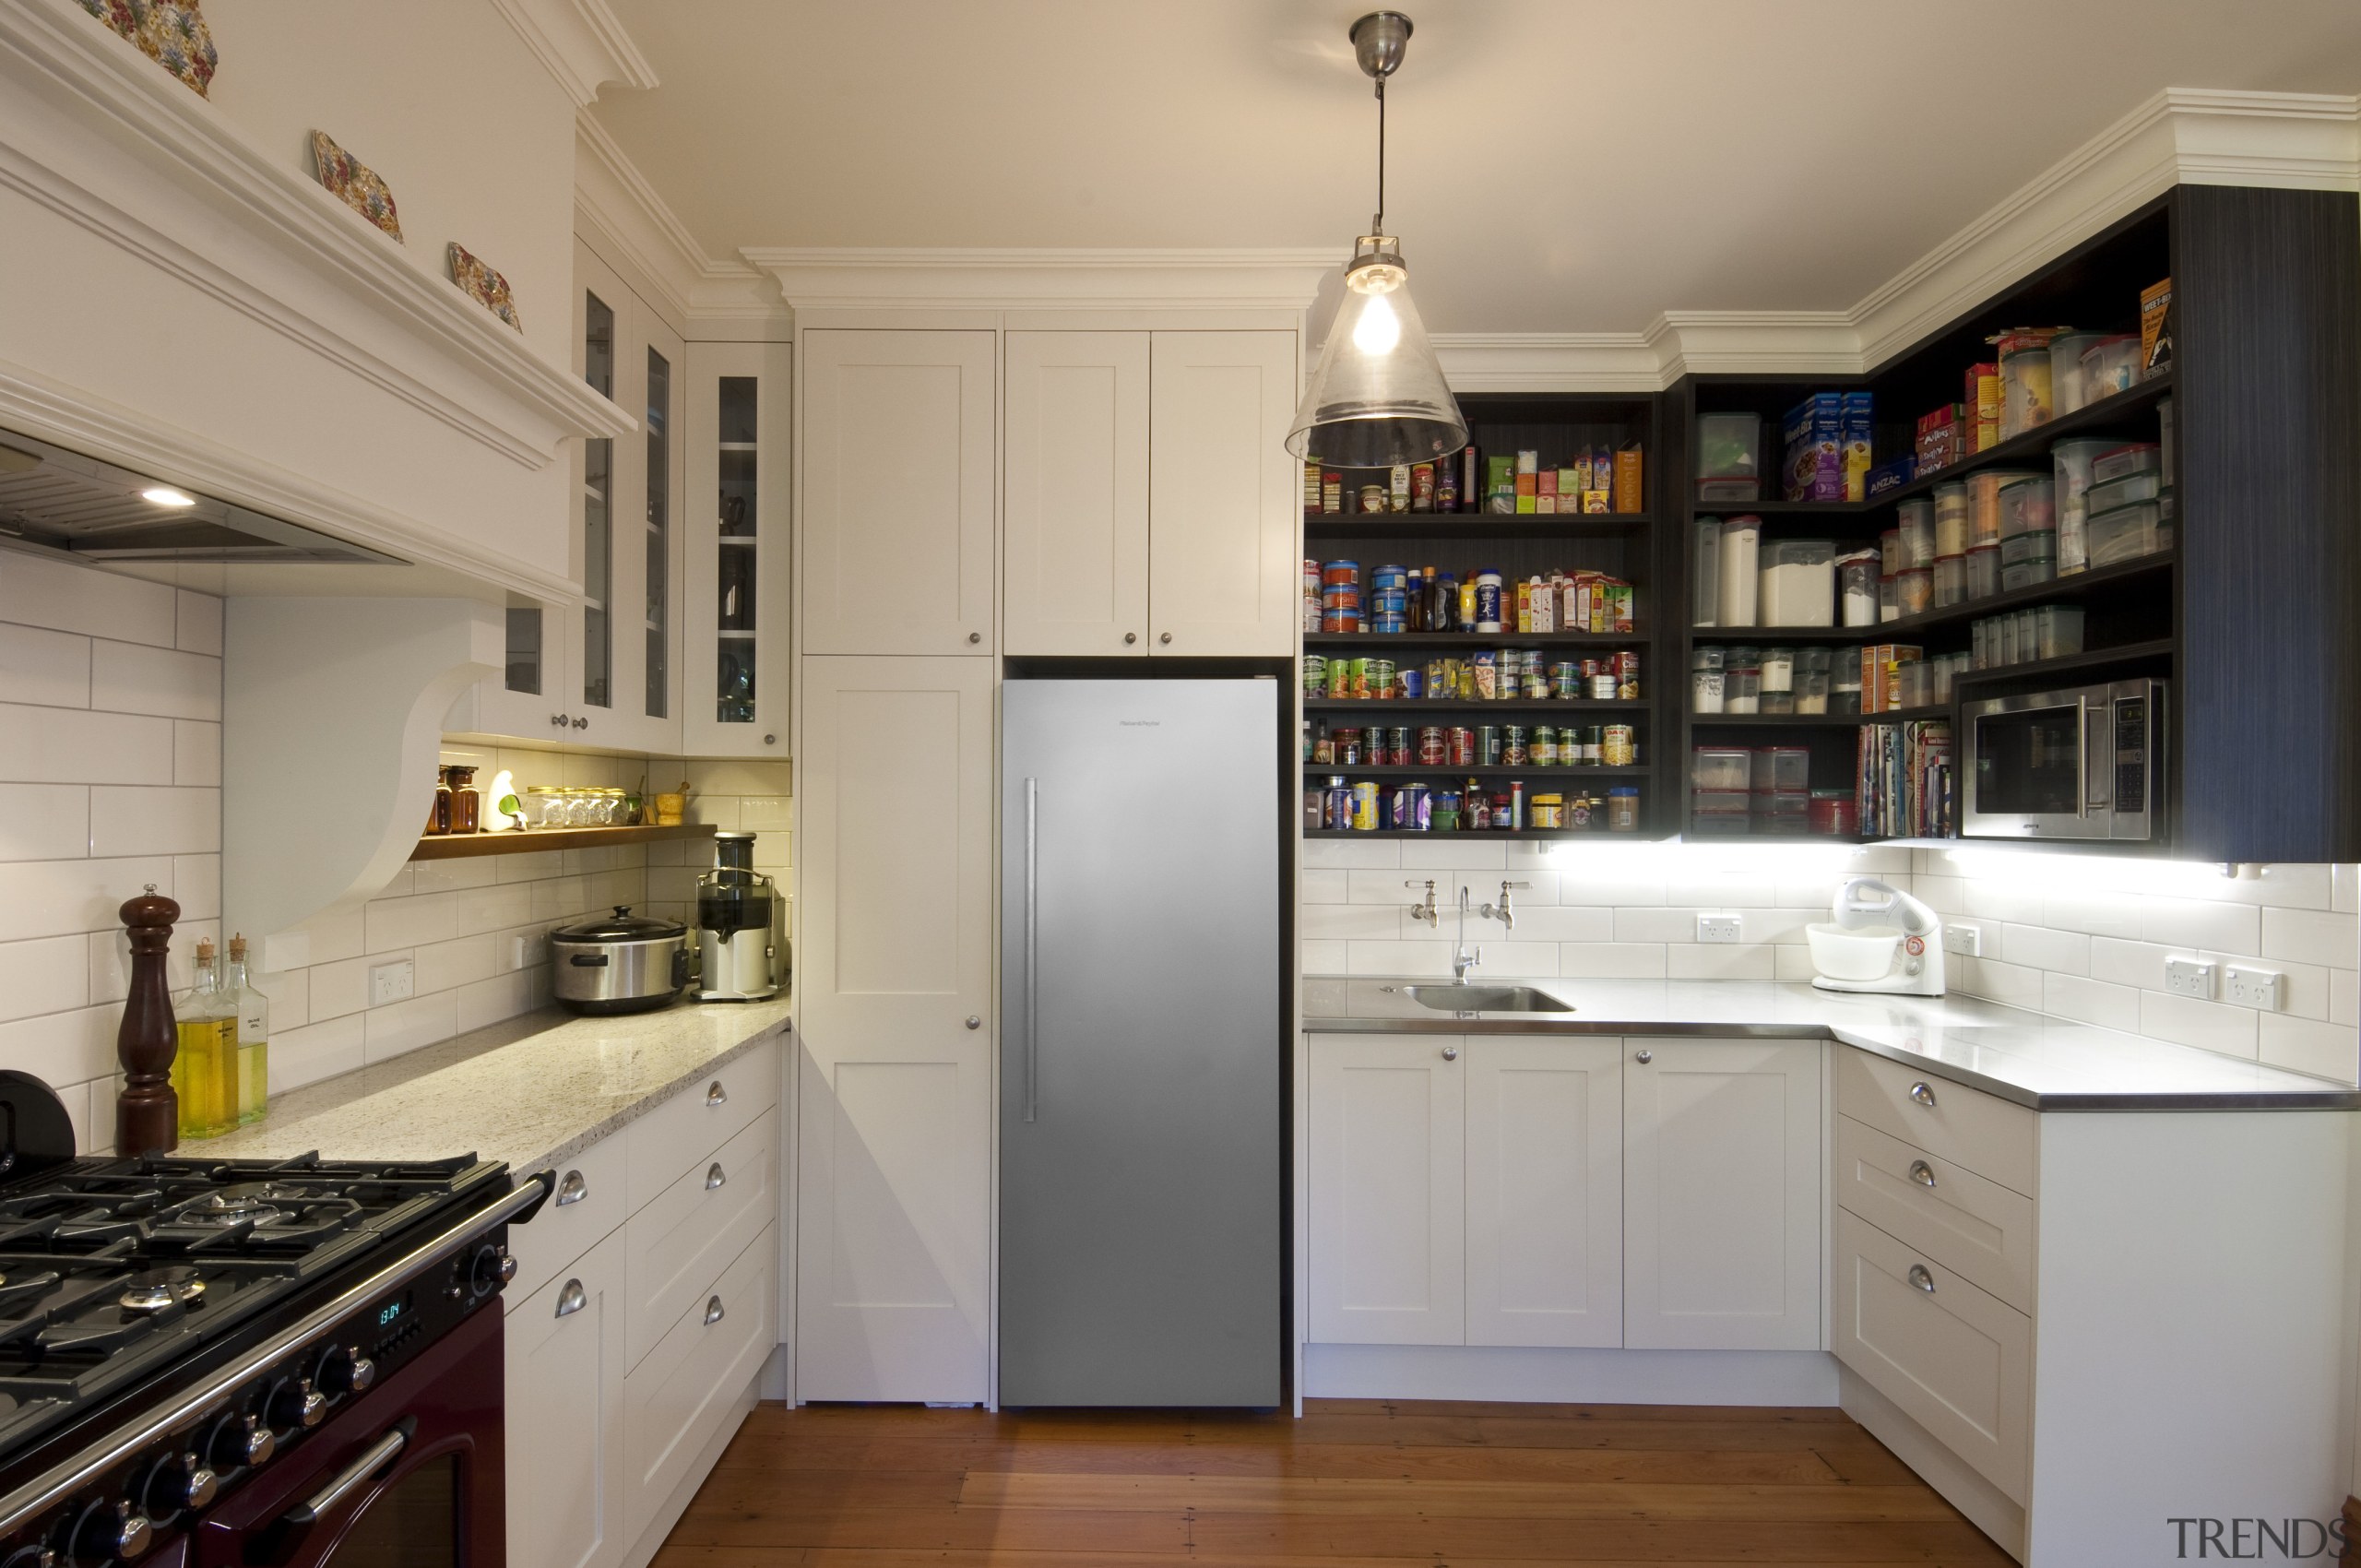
(1807, 876, 1946, 996)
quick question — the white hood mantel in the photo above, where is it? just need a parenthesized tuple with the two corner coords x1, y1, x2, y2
(0, 0, 633, 603)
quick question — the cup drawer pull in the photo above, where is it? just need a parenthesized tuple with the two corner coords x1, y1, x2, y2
(1907, 1159, 1937, 1188)
(554, 1170, 589, 1206)
(706, 1081, 728, 1107)
(706, 1162, 727, 1191)
(555, 1279, 587, 1319)
(1907, 1264, 1936, 1294)
(1908, 1081, 1939, 1108)
(704, 1296, 726, 1326)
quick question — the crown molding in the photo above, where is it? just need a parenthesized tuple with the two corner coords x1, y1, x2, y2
(488, 0, 658, 107)
(1432, 89, 2361, 391)
(574, 113, 778, 336)
(744, 246, 1336, 314)
(0, 0, 634, 464)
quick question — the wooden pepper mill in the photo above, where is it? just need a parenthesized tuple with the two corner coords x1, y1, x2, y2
(115, 885, 180, 1157)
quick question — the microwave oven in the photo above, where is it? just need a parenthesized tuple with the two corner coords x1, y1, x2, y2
(1961, 678, 2166, 842)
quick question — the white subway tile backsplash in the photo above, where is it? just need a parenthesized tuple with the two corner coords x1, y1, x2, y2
(0, 856, 175, 944)
(306, 956, 370, 1022)
(172, 721, 220, 788)
(2249, 863, 2332, 910)
(1613, 907, 1703, 944)
(455, 883, 533, 936)
(413, 934, 495, 996)
(0, 785, 89, 862)
(0, 705, 173, 785)
(1502, 905, 1613, 944)
(269, 1016, 364, 1093)
(1961, 956, 2044, 1010)
(2089, 937, 2169, 992)
(2142, 896, 2261, 955)
(2259, 908, 2360, 970)
(170, 854, 219, 921)
(362, 992, 457, 1062)
(2043, 973, 2141, 1031)
(1301, 903, 1406, 943)
(1400, 838, 1505, 872)
(2258, 1014, 2359, 1082)
(409, 858, 498, 895)
(0, 936, 88, 1023)
(2138, 991, 2260, 1060)
(300, 907, 365, 967)
(1300, 869, 1350, 905)
(0, 624, 90, 708)
(0, 552, 174, 645)
(89, 786, 219, 857)
(2336, 865, 2360, 915)
(89, 641, 219, 721)
(1301, 839, 1403, 870)
(2038, 889, 2143, 940)
(174, 590, 223, 657)
(1667, 944, 1774, 981)
(1347, 939, 1453, 977)
(1559, 943, 1667, 980)
(2000, 923, 2091, 975)
(363, 892, 457, 953)
(1300, 939, 1349, 973)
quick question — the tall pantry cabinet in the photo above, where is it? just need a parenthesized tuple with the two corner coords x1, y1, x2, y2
(790, 308, 1304, 1404)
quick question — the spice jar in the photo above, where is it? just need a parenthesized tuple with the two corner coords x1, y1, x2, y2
(426, 770, 451, 836)
(1607, 787, 1640, 832)
(442, 766, 481, 834)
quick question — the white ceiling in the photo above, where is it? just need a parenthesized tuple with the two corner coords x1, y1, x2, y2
(588, 0, 2361, 333)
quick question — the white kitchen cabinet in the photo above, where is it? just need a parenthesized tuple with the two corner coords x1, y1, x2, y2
(448, 241, 684, 752)
(1145, 331, 1299, 656)
(683, 339, 792, 755)
(1623, 1038, 1821, 1352)
(1464, 1036, 1622, 1349)
(800, 329, 996, 656)
(1003, 331, 1150, 656)
(506, 1229, 628, 1568)
(792, 655, 993, 1401)
(623, 1225, 777, 1543)
(1308, 1034, 1465, 1346)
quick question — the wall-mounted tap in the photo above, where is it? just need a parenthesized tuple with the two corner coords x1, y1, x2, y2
(1451, 885, 1482, 983)
(1479, 880, 1533, 932)
(1405, 879, 1439, 927)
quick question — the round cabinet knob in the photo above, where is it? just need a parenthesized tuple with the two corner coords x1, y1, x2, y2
(965, 1015, 981, 1030)
(552, 714, 568, 728)
(1441, 1045, 1458, 1061)
(1909, 1081, 1939, 1108)
(1634, 1049, 1654, 1064)
(573, 716, 588, 730)
(1159, 632, 1173, 645)
(763, 734, 777, 745)
(967, 632, 982, 645)
(1123, 632, 1137, 645)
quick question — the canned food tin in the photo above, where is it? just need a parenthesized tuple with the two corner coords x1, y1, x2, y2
(1332, 727, 1363, 766)
(1502, 725, 1529, 766)
(1589, 673, 1618, 700)
(1616, 650, 1642, 699)
(1550, 660, 1581, 697)
(1530, 794, 1565, 829)
(1477, 725, 1502, 766)
(1523, 663, 1550, 700)
(1325, 777, 1352, 829)
(1447, 727, 1476, 766)
(1532, 726, 1558, 766)
(1368, 658, 1396, 699)
(1385, 727, 1411, 766)
(1349, 781, 1379, 832)
(1320, 607, 1359, 635)
(1472, 650, 1499, 699)
(1418, 726, 1447, 766)
(1389, 782, 1430, 833)
(1396, 667, 1424, 701)
(1300, 655, 1327, 696)
(1371, 564, 1410, 593)
(1322, 560, 1361, 587)
(1603, 724, 1637, 766)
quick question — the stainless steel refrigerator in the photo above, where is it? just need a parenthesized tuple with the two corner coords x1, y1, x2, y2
(999, 678, 1282, 1407)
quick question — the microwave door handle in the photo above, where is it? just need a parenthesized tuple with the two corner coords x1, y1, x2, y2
(2084, 699, 2113, 813)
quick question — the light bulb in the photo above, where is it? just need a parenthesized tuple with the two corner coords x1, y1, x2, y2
(139, 486, 196, 508)
(1351, 293, 1402, 357)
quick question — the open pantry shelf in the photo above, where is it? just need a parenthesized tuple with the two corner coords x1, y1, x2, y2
(410, 822, 717, 861)
(1689, 707, 1952, 728)
(1307, 630, 1643, 651)
(1302, 765, 1654, 780)
(1306, 515, 1652, 539)
(1303, 829, 1642, 844)
(1305, 697, 1651, 716)
(1687, 554, 2174, 644)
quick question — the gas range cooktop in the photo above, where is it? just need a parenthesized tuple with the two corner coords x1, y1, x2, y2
(0, 1152, 504, 1459)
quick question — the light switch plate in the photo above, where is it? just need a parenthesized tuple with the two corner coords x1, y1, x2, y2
(1697, 914, 1742, 944)
(2165, 956, 2217, 1000)
(369, 959, 414, 1006)
(2225, 966, 2284, 1009)
(1941, 924, 1980, 956)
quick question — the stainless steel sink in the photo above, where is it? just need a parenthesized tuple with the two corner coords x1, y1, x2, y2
(1399, 984, 1572, 1014)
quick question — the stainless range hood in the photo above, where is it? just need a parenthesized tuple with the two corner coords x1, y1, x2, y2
(0, 431, 403, 564)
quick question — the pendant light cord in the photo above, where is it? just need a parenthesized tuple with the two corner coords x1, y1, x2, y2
(1371, 77, 1386, 235)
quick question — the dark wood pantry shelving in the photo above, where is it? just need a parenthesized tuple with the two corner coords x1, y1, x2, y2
(1306, 630, 1643, 651)
(1303, 829, 1643, 844)
(1305, 697, 1649, 715)
(1317, 765, 1654, 780)
(1306, 514, 1652, 540)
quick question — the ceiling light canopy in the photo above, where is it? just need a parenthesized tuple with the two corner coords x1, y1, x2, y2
(1285, 12, 1466, 470)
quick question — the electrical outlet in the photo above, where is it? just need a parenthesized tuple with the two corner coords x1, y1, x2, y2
(1697, 914, 1742, 944)
(2225, 966, 2285, 1010)
(2165, 957, 2217, 1000)
(369, 959, 414, 1006)
(1941, 924, 1980, 957)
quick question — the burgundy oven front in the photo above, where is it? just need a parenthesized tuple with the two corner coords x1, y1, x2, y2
(188, 1305, 503, 1568)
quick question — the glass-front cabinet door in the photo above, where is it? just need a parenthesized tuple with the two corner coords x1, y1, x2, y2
(684, 339, 791, 756)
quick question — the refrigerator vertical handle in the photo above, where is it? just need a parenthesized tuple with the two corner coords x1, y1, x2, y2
(1024, 777, 1039, 1123)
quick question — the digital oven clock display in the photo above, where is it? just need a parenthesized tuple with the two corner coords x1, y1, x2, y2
(376, 1291, 413, 1329)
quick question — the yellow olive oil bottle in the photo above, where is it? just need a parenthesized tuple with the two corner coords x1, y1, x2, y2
(172, 938, 240, 1138)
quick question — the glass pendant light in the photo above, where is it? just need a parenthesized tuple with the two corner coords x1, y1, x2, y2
(1285, 11, 1466, 469)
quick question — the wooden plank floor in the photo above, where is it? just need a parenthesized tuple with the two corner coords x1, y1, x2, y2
(651, 1398, 2016, 1567)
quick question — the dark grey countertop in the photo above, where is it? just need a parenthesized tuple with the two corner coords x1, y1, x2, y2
(1302, 977, 2361, 1111)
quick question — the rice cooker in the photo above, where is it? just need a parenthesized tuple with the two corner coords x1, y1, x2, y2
(550, 905, 691, 1014)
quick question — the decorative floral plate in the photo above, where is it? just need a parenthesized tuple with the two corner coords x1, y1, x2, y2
(78, 0, 217, 98)
(311, 131, 402, 243)
(449, 244, 523, 332)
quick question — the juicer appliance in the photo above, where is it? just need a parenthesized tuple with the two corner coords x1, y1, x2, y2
(695, 830, 779, 1001)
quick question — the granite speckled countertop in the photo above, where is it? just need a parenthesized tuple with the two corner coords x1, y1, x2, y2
(201, 998, 793, 1174)
(1304, 977, 2361, 1111)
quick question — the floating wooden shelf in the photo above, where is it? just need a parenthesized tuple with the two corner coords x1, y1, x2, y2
(409, 823, 718, 861)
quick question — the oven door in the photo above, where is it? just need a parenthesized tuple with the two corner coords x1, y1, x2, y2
(192, 1303, 504, 1568)
(1962, 686, 2112, 841)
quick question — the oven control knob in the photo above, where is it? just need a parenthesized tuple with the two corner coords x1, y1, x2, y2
(469, 1244, 516, 1298)
(268, 1377, 326, 1431)
(207, 1412, 273, 1471)
(314, 1344, 363, 1397)
(65, 1501, 150, 1563)
(140, 1452, 217, 1516)
(2, 1546, 54, 1568)
(347, 1354, 377, 1394)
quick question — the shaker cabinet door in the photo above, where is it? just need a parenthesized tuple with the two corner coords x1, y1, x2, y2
(1146, 331, 1299, 657)
(1308, 1033, 1465, 1346)
(505, 1229, 627, 1568)
(801, 330, 996, 656)
(1003, 331, 1150, 656)
(1464, 1036, 1623, 1348)
(684, 339, 793, 756)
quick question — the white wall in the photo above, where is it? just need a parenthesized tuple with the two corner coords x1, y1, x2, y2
(0, 549, 222, 1153)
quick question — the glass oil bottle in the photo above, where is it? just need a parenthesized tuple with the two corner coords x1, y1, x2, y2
(172, 938, 240, 1138)
(226, 932, 269, 1125)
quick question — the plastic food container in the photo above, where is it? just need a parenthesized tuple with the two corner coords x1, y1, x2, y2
(2092, 442, 2162, 485)
(1895, 566, 1933, 618)
(2082, 334, 2143, 399)
(1759, 539, 1836, 626)
(1932, 554, 1966, 607)
(2048, 330, 2105, 416)
(1933, 483, 1970, 556)
(1830, 660, 1863, 715)
(2034, 604, 2086, 659)
(1696, 412, 1762, 480)
(1755, 794, 1809, 836)
(1693, 747, 1752, 791)
(1999, 339, 2057, 438)
(1750, 746, 1809, 794)
(1969, 469, 2038, 546)
(1896, 660, 1936, 709)
(1836, 552, 1880, 626)
(1965, 542, 2000, 599)
(1896, 499, 1937, 568)
(2087, 500, 2162, 565)
(1808, 790, 1857, 836)
(2087, 469, 2163, 514)
(1997, 476, 2056, 539)
(2000, 556, 2058, 591)
(2000, 529, 2058, 567)
(1808, 921, 1904, 980)
(1691, 790, 1751, 832)
(2051, 436, 2113, 576)
(1723, 647, 1762, 714)
(1693, 517, 1724, 626)
(1759, 646, 1795, 694)
(1691, 646, 1726, 714)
